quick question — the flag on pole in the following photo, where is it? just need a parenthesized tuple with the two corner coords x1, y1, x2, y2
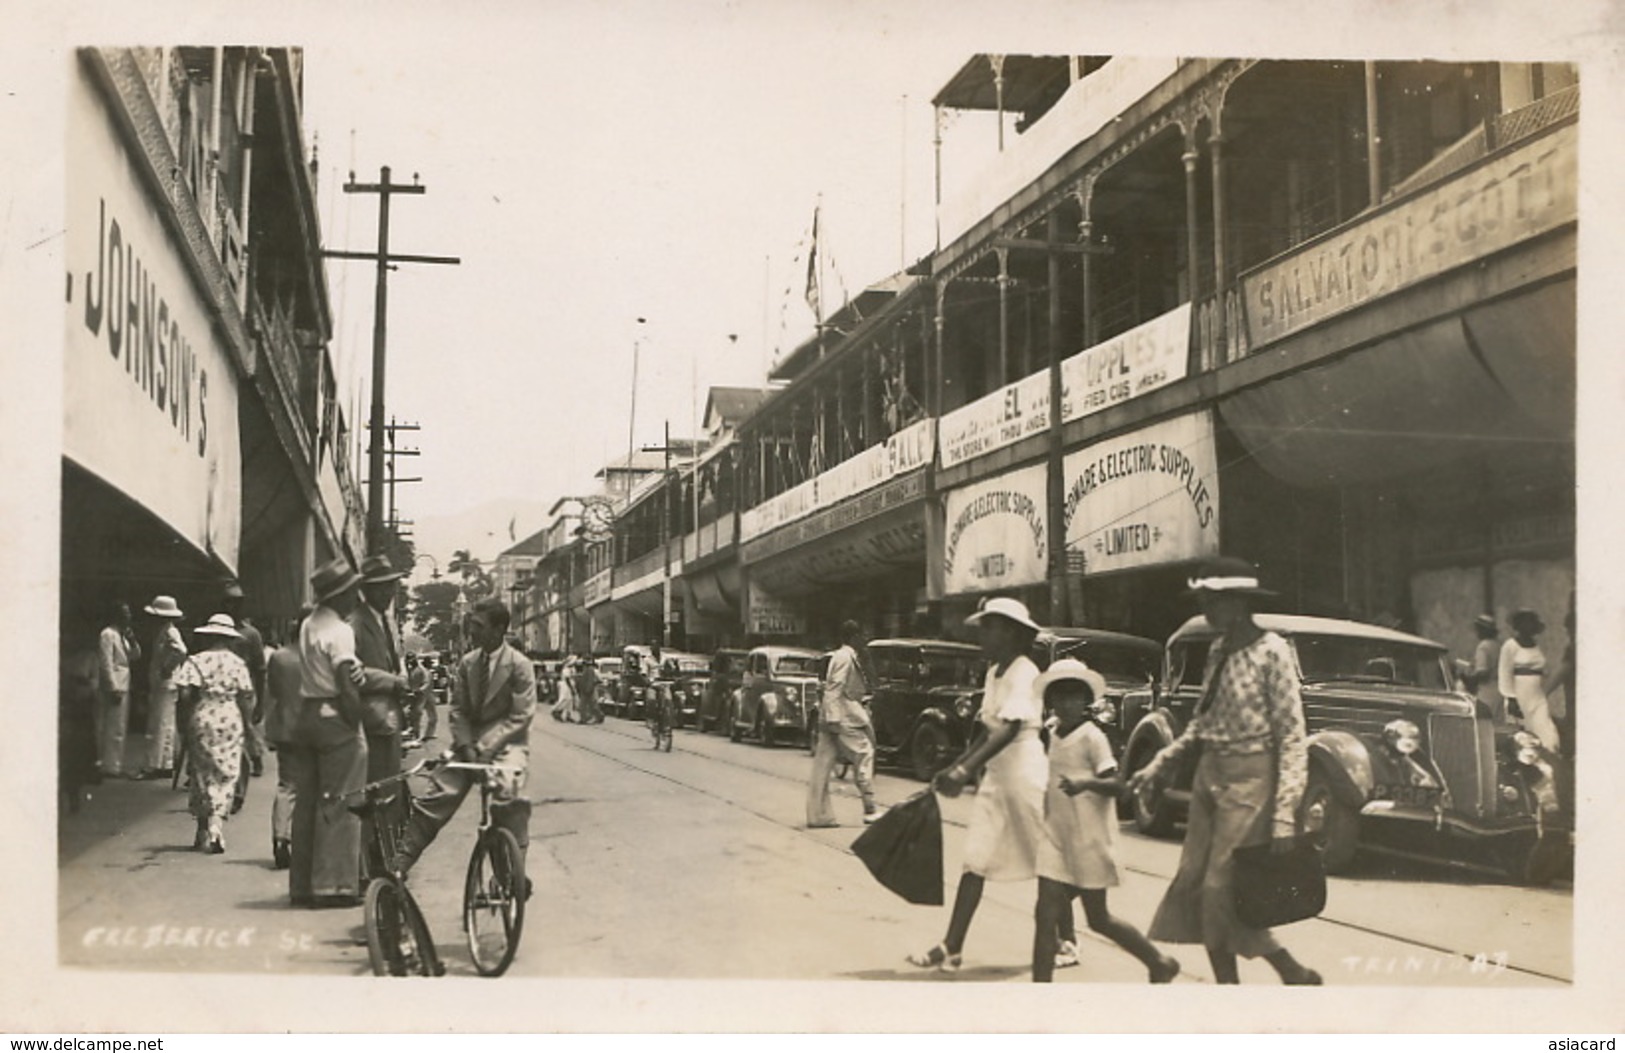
(804, 205, 821, 322)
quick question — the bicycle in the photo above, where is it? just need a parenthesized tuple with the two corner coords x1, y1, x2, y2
(342, 757, 445, 978)
(645, 682, 674, 752)
(444, 759, 529, 976)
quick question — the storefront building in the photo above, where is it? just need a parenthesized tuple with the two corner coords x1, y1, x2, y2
(64, 48, 362, 662)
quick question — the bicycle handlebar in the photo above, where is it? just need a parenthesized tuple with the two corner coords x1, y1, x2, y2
(323, 755, 520, 801)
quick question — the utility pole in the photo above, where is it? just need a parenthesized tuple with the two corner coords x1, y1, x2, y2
(383, 417, 422, 536)
(643, 421, 689, 649)
(323, 166, 460, 552)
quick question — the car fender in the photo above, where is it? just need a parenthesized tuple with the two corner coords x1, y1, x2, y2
(1306, 730, 1375, 809)
(1123, 710, 1177, 771)
(758, 691, 782, 719)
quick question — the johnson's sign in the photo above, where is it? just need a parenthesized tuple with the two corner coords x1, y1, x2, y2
(64, 69, 241, 569)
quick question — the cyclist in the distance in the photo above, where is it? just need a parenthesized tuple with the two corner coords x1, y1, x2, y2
(396, 598, 536, 879)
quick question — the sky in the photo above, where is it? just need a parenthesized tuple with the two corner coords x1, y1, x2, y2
(299, 3, 1018, 561)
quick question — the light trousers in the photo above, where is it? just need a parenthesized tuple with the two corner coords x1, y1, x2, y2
(806, 722, 876, 826)
(96, 687, 130, 775)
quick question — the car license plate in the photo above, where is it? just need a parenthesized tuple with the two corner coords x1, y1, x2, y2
(1373, 783, 1442, 807)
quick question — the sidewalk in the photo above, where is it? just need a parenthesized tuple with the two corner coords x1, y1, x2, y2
(58, 734, 371, 974)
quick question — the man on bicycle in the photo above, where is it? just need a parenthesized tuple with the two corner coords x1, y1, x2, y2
(397, 598, 537, 877)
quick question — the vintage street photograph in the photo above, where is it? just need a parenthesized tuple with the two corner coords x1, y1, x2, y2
(10, 0, 1621, 1036)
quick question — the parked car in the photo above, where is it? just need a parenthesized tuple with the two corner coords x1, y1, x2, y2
(615, 645, 658, 719)
(696, 648, 750, 733)
(727, 645, 823, 747)
(592, 656, 622, 713)
(866, 638, 987, 781)
(652, 651, 709, 727)
(533, 658, 566, 706)
(1119, 614, 1573, 884)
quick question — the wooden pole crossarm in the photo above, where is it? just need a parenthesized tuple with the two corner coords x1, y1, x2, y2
(991, 237, 1112, 255)
(321, 250, 462, 265)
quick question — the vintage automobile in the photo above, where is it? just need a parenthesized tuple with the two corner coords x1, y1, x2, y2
(866, 638, 987, 781)
(1119, 614, 1573, 884)
(612, 644, 659, 719)
(589, 656, 622, 713)
(726, 645, 823, 747)
(695, 648, 750, 733)
(650, 651, 709, 728)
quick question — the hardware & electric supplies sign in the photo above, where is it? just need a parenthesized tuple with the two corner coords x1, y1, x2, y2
(64, 71, 241, 569)
(938, 303, 1190, 469)
(942, 462, 1048, 595)
(1063, 411, 1218, 575)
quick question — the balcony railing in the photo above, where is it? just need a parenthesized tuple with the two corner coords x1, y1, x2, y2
(1386, 84, 1578, 202)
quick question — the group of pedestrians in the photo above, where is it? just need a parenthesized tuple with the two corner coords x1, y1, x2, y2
(548, 653, 604, 725)
(811, 557, 1323, 985)
(1462, 599, 1576, 758)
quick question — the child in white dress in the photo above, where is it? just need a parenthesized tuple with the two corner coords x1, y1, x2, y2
(1031, 659, 1181, 983)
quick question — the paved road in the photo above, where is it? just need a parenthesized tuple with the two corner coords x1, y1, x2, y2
(58, 717, 1571, 986)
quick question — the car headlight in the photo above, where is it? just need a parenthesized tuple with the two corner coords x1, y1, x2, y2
(1383, 719, 1422, 755)
(1512, 730, 1544, 766)
(954, 696, 974, 720)
(1091, 699, 1118, 727)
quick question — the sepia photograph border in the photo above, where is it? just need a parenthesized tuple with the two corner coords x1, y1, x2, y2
(3, 0, 1622, 1035)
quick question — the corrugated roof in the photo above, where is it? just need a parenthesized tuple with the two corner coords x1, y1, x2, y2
(706, 387, 771, 425)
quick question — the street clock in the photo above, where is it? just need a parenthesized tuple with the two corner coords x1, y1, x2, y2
(580, 497, 616, 541)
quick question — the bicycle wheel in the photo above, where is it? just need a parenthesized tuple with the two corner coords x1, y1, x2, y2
(464, 827, 526, 976)
(364, 878, 443, 977)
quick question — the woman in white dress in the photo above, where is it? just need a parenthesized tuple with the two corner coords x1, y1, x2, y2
(1499, 607, 1561, 751)
(908, 597, 1049, 973)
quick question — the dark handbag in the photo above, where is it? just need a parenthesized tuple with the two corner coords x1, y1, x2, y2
(850, 790, 944, 906)
(1232, 837, 1326, 928)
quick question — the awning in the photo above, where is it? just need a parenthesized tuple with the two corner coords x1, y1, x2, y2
(1219, 284, 1571, 489)
(685, 565, 740, 616)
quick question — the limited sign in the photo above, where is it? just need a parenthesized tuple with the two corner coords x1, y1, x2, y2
(942, 462, 1049, 595)
(65, 69, 241, 570)
(1062, 411, 1219, 575)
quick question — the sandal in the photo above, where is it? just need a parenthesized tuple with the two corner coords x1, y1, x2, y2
(907, 943, 962, 973)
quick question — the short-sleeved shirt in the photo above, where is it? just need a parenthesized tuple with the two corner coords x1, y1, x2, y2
(174, 648, 254, 711)
(298, 604, 358, 698)
(1037, 720, 1121, 889)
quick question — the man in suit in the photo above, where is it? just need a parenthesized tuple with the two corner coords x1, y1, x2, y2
(398, 598, 536, 874)
(349, 554, 411, 878)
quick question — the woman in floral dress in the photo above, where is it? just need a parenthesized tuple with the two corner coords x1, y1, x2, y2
(173, 614, 254, 854)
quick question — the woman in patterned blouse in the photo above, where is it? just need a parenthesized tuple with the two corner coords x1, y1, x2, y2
(1128, 557, 1322, 985)
(173, 614, 255, 854)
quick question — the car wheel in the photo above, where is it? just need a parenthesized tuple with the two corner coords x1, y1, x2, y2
(1127, 745, 1176, 838)
(1503, 831, 1569, 887)
(1299, 766, 1358, 873)
(728, 698, 742, 743)
(757, 710, 774, 749)
(908, 722, 953, 783)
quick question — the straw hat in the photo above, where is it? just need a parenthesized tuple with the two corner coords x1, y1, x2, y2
(964, 595, 1042, 634)
(143, 595, 184, 619)
(1185, 556, 1277, 597)
(193, 613, 243, 640)
(1033, 657, 1108, 705)
(311, 557, 363, 604)
(359, 553, 407, 584)
(1472, 613, 1498, 633)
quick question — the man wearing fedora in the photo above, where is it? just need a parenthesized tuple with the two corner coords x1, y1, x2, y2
(138, 595, 188, 780)
(349, 553, 413, 879)
(396, 597, 536, 879)
(287, 558, 370, 907)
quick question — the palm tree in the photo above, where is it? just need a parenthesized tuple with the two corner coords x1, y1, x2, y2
(448, 549, 495, 599)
